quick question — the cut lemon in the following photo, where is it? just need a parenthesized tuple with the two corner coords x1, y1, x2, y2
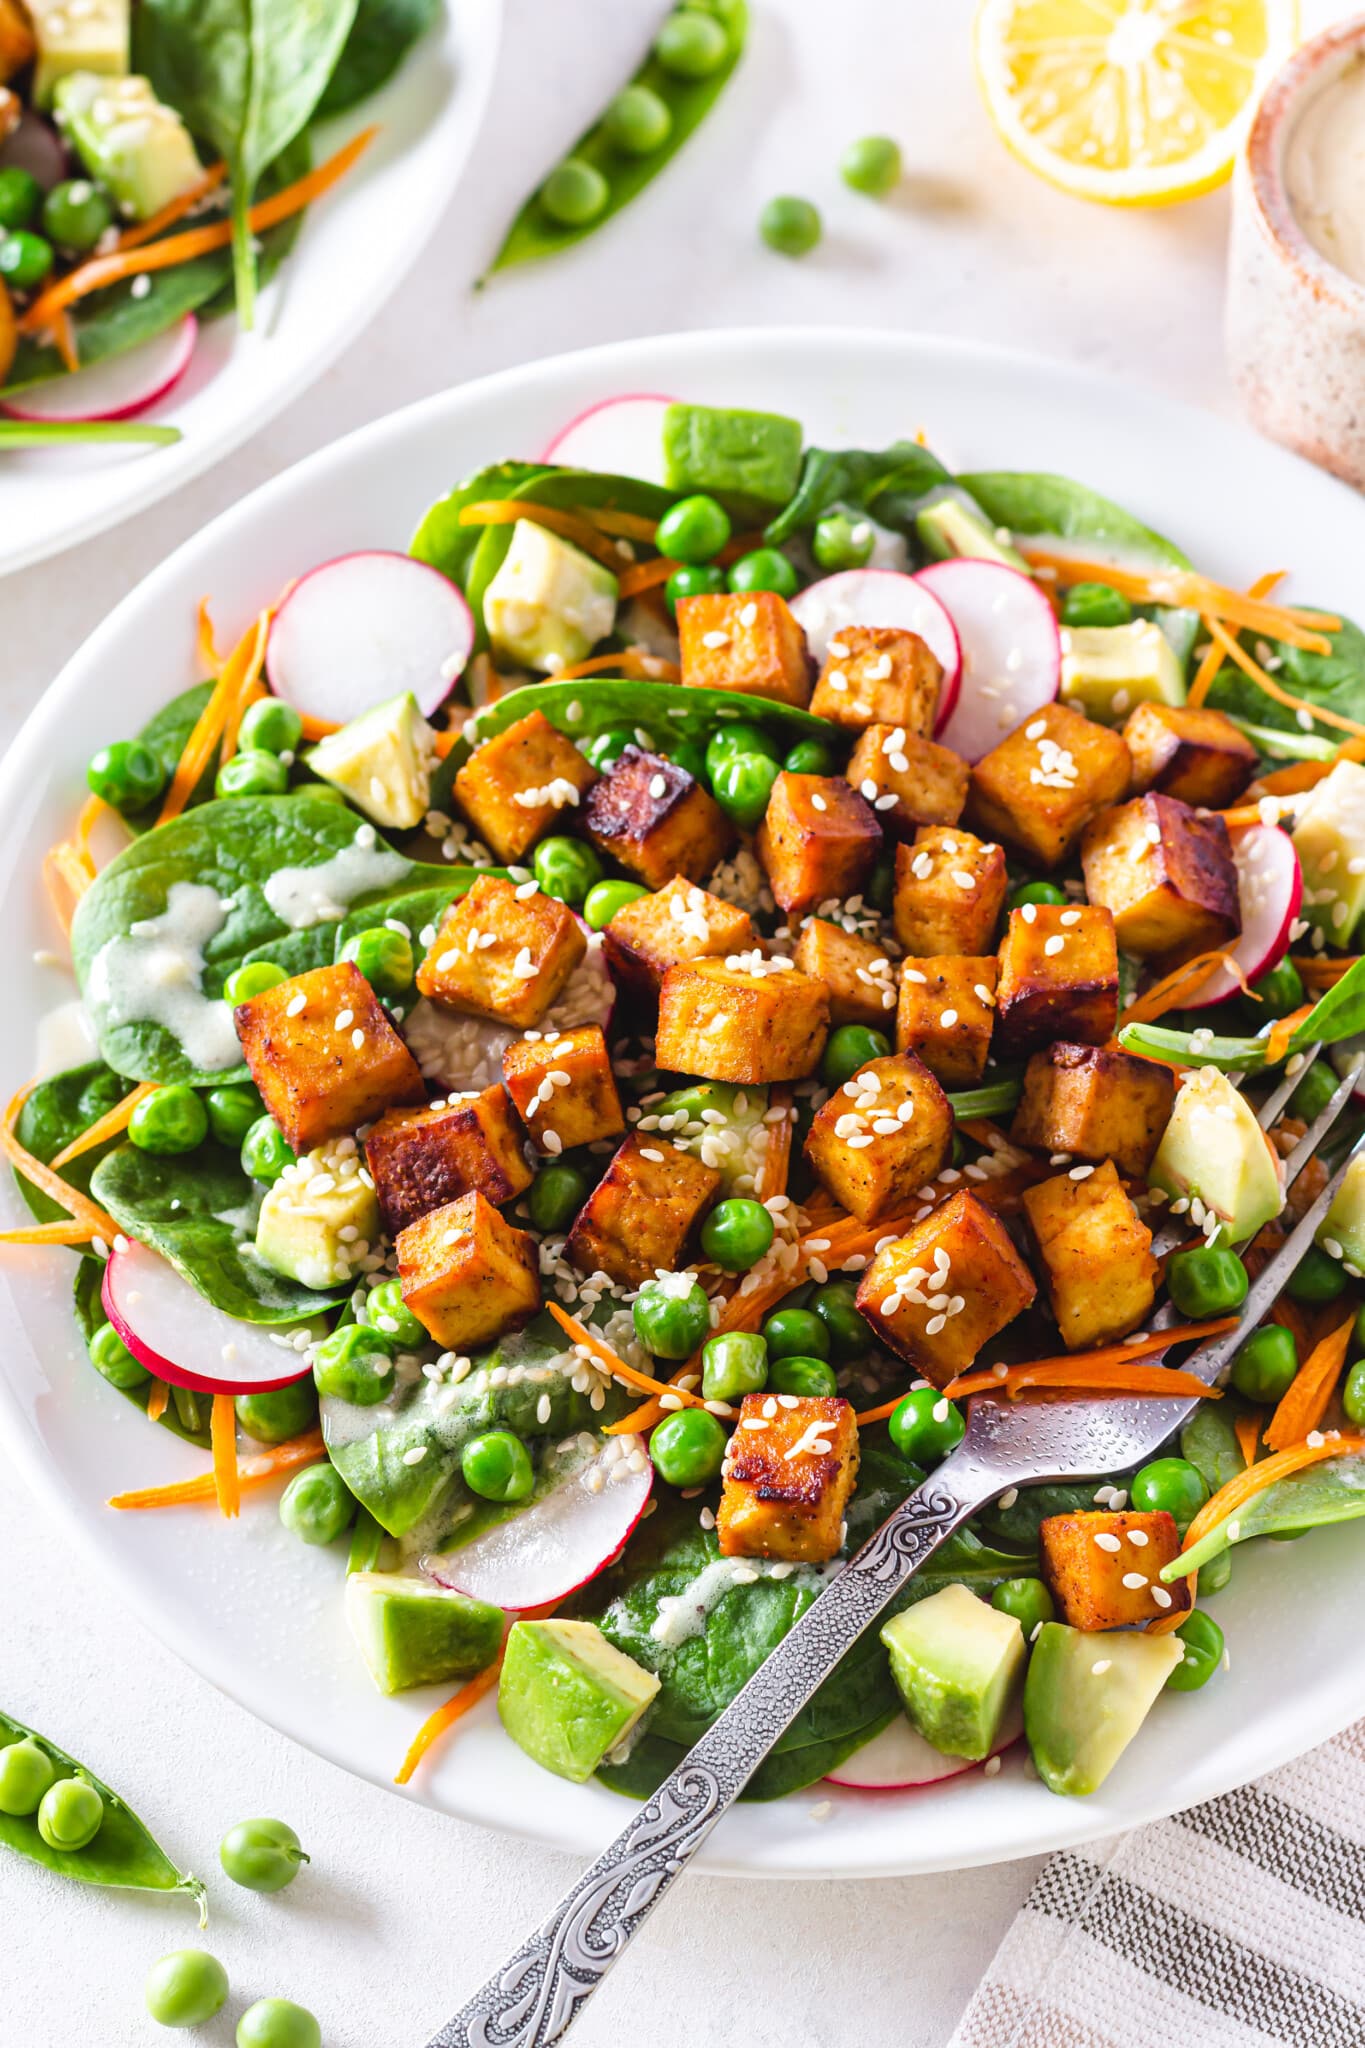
(974, 0, 1299, 205)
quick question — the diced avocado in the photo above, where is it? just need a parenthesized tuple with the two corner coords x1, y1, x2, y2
(1318, 1149, 1365, 1274)
(30, 0, 127, 108)
(662, 402, 804, 511)
(1149, 1066, 1284, 1242)
(498, 1619, 660, 1783)
(54, 72, 201, 221)
(306, 692, 436, 831)
(915, 496, 1028, 571)
(255, 1142, 382, 1291)
(482, 519, 618, 675)
(1059, 619, 1185, 726)
(346, 1573, 502, 1694)
(654, 1079, 770, 1194)
(1024, 1622, 1182, 1796)
(879, 1582, 1025, 1762)
(1292, 759, 1365, 947)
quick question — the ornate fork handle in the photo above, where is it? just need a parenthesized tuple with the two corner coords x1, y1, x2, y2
(424, 1453, 997, 2048)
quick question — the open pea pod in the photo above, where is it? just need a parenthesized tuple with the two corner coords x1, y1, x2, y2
(0, 1709, 207, 1924)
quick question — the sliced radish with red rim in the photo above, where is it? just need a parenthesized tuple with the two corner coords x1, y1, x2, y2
(102, 1239, 316, 1395)
(826, 1701, 1023, 1790)
(1182, 823, 1303, 1011)
(1, 317, 197, 425)
(266, 551, 475, 724)
(788, 569, 963, 734)
(541, 393, 675, 483)
(916, 559, 1061, 764)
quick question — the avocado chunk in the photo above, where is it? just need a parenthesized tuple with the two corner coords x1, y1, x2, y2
(879, 1582, 1025, 1761)
(498, 1619, 660, 1783)
(1149, 1066, 1284, 1243)
(1292, 759, 1365, 948)
(662, 402, 804, 511)
(1060, 620, 1185, 726)
(482, 519, 619, 674)
(306, 691, 436, 831)
(1024, 1622, 1183, 1795)
(30, 0, 127, 108)
(255, 1141, 382, 1291)
(54, 72, 202, 220)
(654, 1080, 770, 1193)
(915, 496, 1028, 571)
(1318, 1149, 1365, 1273)
(346, 1573, 503, 1694)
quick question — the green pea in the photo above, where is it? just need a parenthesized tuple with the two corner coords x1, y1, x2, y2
(1231, 1323, 1298, 1405)
(342, 925, 416, 998)
(42, 177, 114, 252)
(712, 751, 780, 830)
(1248, 957, 1304, 1019)
(540, 156, 608, 226)
(1059, 581, 1132, 629)
(759, 195, 821, 257)
(701, 1331, 767, 1404)
(840, 133, 902, 196)
(700, 1197, 776, 1272)
(727, 547, 799, 598)
(650, 1407, 727, 1486)
(866, 857, 895, 912)
(583, 877, 650, 930)
(784, 737, 837, 776)
(0, 1738, 56, 1816)
(888, 1385, 965, 1464)
(991, 1577, 1055, 1636)
(0, 229, 53, 290)
(666, 561, 727, 614)
(216, 747, 289, 799)
(206, 1083, 265, 1149)
(1008, 879, 1068, 911)
(811, 1280, 870, 1361)
(670, 735, 710, 784)
(1344, 1358, 1365, 1428)
(585, 726, 635, 771)
(657, 493, 731, 564)
(604, 82, 673, 155)
(237, 696, 304, 756)
(1166, 1244, 1248, 1320)
(521, 1164, 583, 1236)
(812, 511, 875, 573)
(634, 1276, 712, 1359)
(37, 1775, 103, 1851)
(655, 6, 729, 76)
(279, 1461, 354, 1546)
(224, 959, 288, 1004)
(219, 1816, 308, 1893)
(241, 1114, 294, 1184)
(129, 1083, 208, 1157)
(86, 738, 165, 813)
(462, 1428, 535, 1503)
(1287, 1244, 1346, 1304)
(145, 1950, 230, 2030)
(89, 1320, 149, 1390)
(236, 1998, 322, 2048)
(769, 1354, 838, 1399)
(1199, 1547, 1233, 1596)
(1291, 1059, 1340, 1122)
(235, 1379, 318, 1445)
(821, 1025, 890, 1089)
(706, 722, 781, 781)
(532, 834, 604, 907)
(761, 1307, 830, 1361)
(1130, 1456, 1209, 1534)
(1357, 1300, 1365, 1353)
(1165, 1609, 1225, 1693)
(312, 1325, 395, 1406)
(0, 166, 40, 232)
(300, 781, 348, 805)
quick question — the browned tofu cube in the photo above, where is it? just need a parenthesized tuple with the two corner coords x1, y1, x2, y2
(756, 772, 882, 916)
(856, 1191, 1036, 1386)
(810, 625, 942, 734)
(792, 918, 898, 1027)
(1022, 1159, 1158, 1350)
(365, 1086, 532, 1235)
(846, 725, 967, 838)
(893, 828, 1007, 956)
(0, 0, 35, 81)
(1011, 1042, 1175, 1176)
(396, 1190, 541, 1351)
(717, 1395, 859, 1564)
(896, 957, 997, 1088)
(969, 703, 1131, 869)
(655, 957, 829, 1084)
(501, 1023, 624, 1153)
(452, 709, 597, 864)
(602, 877, 758, 1002)
(677, 590, 811, 707)
(564, 1134, 720, 1285)
(235, 961, 425, 1153)
(583, 744, 734, 889)
(415, 875, 586, 1030)
(1080, 794, 1240, 965)
(1123, 700, 1259, 809)
(804, 1053, 954, 1223)
(994, 904, 1118, 1059)
(1039, 1510, 1189, 1630)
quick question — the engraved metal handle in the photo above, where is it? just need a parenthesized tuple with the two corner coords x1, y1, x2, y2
(423, 1451, 997, 2047)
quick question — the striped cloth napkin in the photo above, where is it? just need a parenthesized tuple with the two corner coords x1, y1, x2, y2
(948, 1720, 1365, 2048)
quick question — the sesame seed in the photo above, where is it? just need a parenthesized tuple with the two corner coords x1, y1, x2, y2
(1094, 1532, 1122, 1553)
(1121, 1571, 1148, 1590)
(1091, 1659, 1112, 1676)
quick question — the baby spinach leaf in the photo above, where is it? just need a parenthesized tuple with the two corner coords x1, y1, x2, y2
(765, 441, 950, 547)
(13, 1062, 128, 1224)
(410, 462, 550, 595)
(121, 684, 217, 834)
(315, 0, 440, 117)
(332, 872, 494, 959)
(1169, 1453, 1365, 1577)
(1120, 956, 1365, 1073)
(597, 1712, 897, 1804)
(1180, 1402, 1247, 1497)
(1207, 614, 1365, 747)
(73, 1255, 213, 1447)
(977, 1479, 1116, 1552)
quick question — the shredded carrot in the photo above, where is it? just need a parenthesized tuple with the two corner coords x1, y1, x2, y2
(393, 1659, 502, 1785)
(146, 1381, 169, 1422)
(1186, 572, 1284, 708)
(210, 1393, 241, 1519)
(617, 555, 678, 599)
(456, 500, 625, 571)
(50, 1081, 157, 1170)
(196, 599, 223, 673)
(1017, 547, 1338, 656)
(0, 1083, 120, 1241)
(297, 712, 340, 741)
(1293, 953, 1359, 991)
(1118, 950, 1229, 1027)
(924, 1318, 1240, 1412)
(545, 1302, 707, 1411)
(1203, 616, 1365, 741)
(109, 1427, 325, 1509)
(1172, 1431, 1365, 1573)
(77, 792, 117, 873)
(1263, 1308, 1356, 1451)
(42, 851, 76, 936)
(157, 613, 266, 823)
(432, 729, 458, 760)
(51, 309, 79, 374)
(218, 610, 271, 764)
(1235, 1411, 1263, 1468)
(1250, 761, 1332, 801)
(757, 1088, 793, 1203)
(547, 648, 682, 684)
(117, 163, 227, 251)
(1263, 1003, 1314, 1069)
(0, 1218, 111, 1246)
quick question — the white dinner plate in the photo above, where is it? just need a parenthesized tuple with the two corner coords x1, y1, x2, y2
(0, 0, 502, 578)
(2, 328, 1363, 1879)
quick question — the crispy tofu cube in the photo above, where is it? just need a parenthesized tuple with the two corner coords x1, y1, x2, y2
(1022, 1160, 1158, 1350)
(1011, 1042, 1175, 1176)
(1123, 701, 1258, 809)
(396, 1190, 541, 1350)
(893, 827, 1007, 957)
(1039, 1510, 1189, 1631)
(364, 1087, 532, 1237)
(0, 0, 35, 81)
(415, 875, 586, 1030)
(810, 625, 942, 734)
(896, 957, 997, 1088)
(856, 1191, 1037, 1386)
(501, 1023, 624, 1153)
(994, 904, 1118, 1059)
(847, 725, 967, 837)
(792, 918, 898, 1028)
(717, 1395, 859, 1564)
(969, 703, 1131, 869)
(677, 590, 811, 707)
(756, 771, 882, 916)
(583, 744, 734, 889)
(1081, 794, 1240, 964)
(452, 709, 597, 865)
(564, 1134, 720, 1286)
(655, 957, 829, 1083)
(602, 877, 757, 1002)
(804, 1053, 954, 1223)
(235, 961, 425, 1153)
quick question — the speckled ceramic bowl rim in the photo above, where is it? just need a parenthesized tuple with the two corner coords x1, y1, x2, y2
(1244, 12, 1365, 313)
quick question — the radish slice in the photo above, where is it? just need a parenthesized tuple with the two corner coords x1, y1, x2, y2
(788, 569, 963, 735)
(1183, 823, 1303, 1011)
(541, 393, 675, 483)
(917, 559, 1062, 764)
(102, 1240, 315, 1396)
(826, 1702, 1024, 1790)
(422, 1440, 652, 1611)
(1, 316, 196, 425)
(267, 551, 475, 723)
(0, 110, 67, 190)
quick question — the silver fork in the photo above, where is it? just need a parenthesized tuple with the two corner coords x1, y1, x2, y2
(424, 1063, 1364, 2048)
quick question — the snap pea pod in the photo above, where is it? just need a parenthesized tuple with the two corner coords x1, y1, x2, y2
(347, 1507, 386, 1575)
(0, 420, 181, 447)
(489, 0, 747, 274)
(0, 1709, 206, 1923)
(946, 1080, 1022, 1122)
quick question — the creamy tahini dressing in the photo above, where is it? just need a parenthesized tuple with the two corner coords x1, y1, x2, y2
(34, 999, 98, 1079)
(87, 881, 241, 1072)
(1286, 58, 1365, 286)
(648, 1555, 838, 1650)
(262, 843, 407, 930)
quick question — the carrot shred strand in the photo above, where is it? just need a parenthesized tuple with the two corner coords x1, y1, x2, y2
(210, 1392, 241, 1519)
(109, 1428, 325, 1509)
(146, 1381, 169, 1422)
(393, 1659, 503, 1786)
(50, 1081, 157, 1169)
(0, 1082, 120, 1240)
(1173, 1431, 1365, 1574)
(1263, 1308, 1357, 1451)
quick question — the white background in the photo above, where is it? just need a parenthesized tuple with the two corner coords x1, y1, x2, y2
(0, 2, 1351, 2043)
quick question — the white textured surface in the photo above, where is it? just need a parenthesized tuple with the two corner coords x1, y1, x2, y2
(0, 1, 1351, 2042)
